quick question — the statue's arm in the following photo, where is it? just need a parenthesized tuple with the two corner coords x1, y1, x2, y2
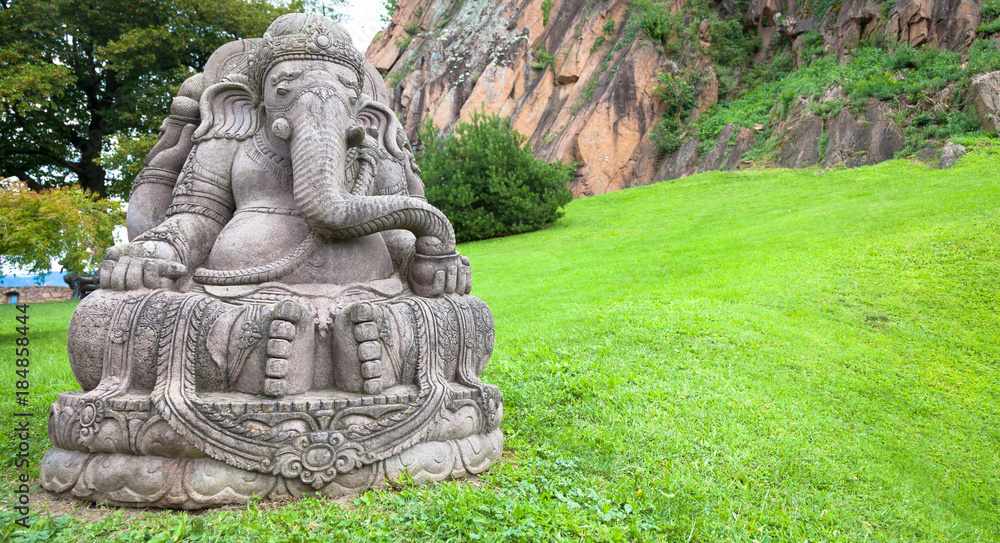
(379, 158, 472, 296)
(101, 139, 238, 291)
(381, 228, 417, 278)
(126, 74, 204, 240)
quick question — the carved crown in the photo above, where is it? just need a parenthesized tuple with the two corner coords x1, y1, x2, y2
(246, 13, 365, 98)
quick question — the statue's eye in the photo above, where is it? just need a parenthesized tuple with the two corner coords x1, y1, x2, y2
(276, 86, 290, 96)
(338, 74, 359, 92)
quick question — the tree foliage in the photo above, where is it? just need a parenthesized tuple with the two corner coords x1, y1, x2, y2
(0, 178, 124, 279)
(0, 0, 297, 198)
(301, 0, 347, 19)
(417, 112, 575, 243)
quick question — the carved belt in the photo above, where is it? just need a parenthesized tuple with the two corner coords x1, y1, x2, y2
(233, 206, 302, 217)
(193, 230, 320, 285)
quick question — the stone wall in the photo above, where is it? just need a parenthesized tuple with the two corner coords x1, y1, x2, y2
(2, 286, 74, 304)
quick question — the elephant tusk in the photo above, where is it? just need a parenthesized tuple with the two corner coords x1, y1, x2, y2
(346, 125, 366, 148)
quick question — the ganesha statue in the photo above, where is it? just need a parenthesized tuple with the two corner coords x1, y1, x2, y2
(40, 13, 502, 509)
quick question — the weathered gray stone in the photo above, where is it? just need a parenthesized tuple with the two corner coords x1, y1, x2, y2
(916, 143, 942, 163)
(700, 124, 735, 172)
(41, 13, 503, 509)
(775, 98, 824, 169)
(823, 99, 905, 169)
(884, 0, 981, 52)
(970, 71, 1000, 134)
(724, 128, 757, 171)
(654, 137, 699, 181)
(939, 141, 967, 168)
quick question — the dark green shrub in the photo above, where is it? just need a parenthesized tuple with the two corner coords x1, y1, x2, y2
(709, 18, 758, 68)
(945, 110, 981, 136)
(530, 44, 554, 70)
(650, 71, 699, 154)
(416, 112, 576, 242)
(542, 0, 553, 26)
(651, 117, 685, 154)
(630, 0, 680, 43)
(799, 31, 825, 61)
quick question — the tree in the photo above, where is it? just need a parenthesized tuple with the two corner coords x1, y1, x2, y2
(0, 177, 124, 280)
(0, 0, 299, 199)
(416, 112, 576, 243)
(301, 0, 347, 20)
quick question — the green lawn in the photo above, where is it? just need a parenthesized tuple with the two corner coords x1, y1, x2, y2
(2, 148, 999, 541)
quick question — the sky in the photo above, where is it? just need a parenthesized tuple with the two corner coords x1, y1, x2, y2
(0, 1, 392, 287)
(341, 2, 390, 51)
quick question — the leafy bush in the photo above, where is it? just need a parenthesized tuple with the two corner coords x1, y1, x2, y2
(709, 18, 758, 68)
(968, 39, 1000, 74)
(694, 43, 977, 145)
(651, 71, 699, 153)
(530, 44, 554, 70)
(381, 0, 399, 24)
(978, 0, 1000, 32)
(416, 112, 575, 242)
(0, 180, 124, 278)
(651, 117, 686, 154)
(851, 70, 901, 101)
(591, 35, 606, 52)
(630, 0, 680, 43)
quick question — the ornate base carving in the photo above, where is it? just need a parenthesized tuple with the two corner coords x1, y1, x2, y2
(41, 429, 502, 509)
(42, 385, 503, 509)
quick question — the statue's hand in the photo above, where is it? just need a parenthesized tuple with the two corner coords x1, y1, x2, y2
(99, 243, 187, 291)
(408, 252, 471, 297)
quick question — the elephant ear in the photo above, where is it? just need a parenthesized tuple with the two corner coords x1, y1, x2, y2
(358, 98, 408, 161)
(192, 77, 262, 142)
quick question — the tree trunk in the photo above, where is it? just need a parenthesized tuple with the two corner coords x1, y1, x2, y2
(75, 114, 109, 198)
(77, 157, 108, 198)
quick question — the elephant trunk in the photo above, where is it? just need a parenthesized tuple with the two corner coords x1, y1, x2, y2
(287, 90, 455, 255)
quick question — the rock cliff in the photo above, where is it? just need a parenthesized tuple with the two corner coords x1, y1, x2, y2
(367, 0, 995, 197)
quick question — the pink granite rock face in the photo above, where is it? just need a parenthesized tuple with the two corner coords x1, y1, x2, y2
(371, 0, 992, 192)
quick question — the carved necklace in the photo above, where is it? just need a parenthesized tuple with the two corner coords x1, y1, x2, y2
(245, 131, 293, 182)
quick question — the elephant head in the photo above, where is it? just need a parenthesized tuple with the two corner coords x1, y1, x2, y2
(191, 13, 455, 256)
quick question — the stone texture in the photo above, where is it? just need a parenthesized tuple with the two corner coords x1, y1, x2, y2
(970, 71, 1000, 134)
(774, 98, 824, 169)
(42, 13, 503, 509)
(553, 38, 583, 86)
(827, 0, 884, 59)
(917, 143, 943, 163)
(724, 128, 757, 171)
(654, 137, 700, 181)
(823, 100, 906, 168)
(42, 429, 503, 510)
(884, 0, 981, 51)
(695, 66, 719, 115)
(368, 0, 668, 197)
(571, 43, 661, 196)
(701, 124, 736, 172)
(1, 286, 73, 304)
(940, 141, 967, 168)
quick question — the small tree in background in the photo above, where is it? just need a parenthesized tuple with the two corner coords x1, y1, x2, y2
(417, 112, 575, 243)
(0, 178, 124, 281)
